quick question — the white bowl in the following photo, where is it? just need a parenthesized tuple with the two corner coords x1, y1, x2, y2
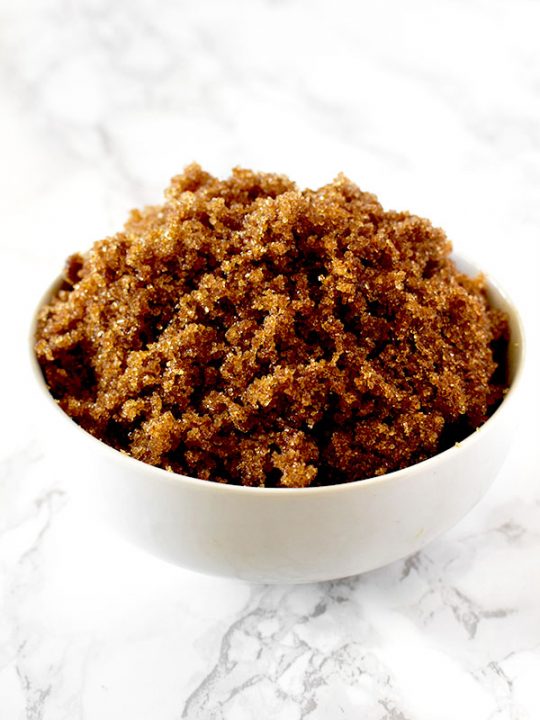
(30, 255, 525, 584)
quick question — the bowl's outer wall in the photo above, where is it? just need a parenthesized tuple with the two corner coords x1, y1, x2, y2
(59, 396, 517, 583)
(32, 256, 524, 583)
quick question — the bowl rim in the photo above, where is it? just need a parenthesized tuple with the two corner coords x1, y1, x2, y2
(29, 252, 526, 497)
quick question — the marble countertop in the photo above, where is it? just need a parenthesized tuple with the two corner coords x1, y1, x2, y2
(1, 0, 539, 717)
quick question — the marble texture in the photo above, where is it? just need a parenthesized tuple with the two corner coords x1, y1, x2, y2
(1, 0, 539, 717)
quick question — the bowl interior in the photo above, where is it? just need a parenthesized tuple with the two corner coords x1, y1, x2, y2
(30, 253, 525, 493)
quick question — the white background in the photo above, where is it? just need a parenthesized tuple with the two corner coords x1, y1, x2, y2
(1, 1, 539, 718)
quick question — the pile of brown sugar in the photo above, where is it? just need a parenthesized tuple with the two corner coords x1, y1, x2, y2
(35, 164, 509, 487)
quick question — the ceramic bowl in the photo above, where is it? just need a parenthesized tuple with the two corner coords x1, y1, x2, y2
(30, 255, 524, 583)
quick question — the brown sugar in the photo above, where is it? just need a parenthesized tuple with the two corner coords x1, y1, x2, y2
(35, 164, 509, 487)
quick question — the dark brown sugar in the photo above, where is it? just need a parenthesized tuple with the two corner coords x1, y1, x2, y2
(35, 165, 509, 487)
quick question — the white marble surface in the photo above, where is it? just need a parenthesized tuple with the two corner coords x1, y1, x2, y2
(1, 0, 540, 717)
